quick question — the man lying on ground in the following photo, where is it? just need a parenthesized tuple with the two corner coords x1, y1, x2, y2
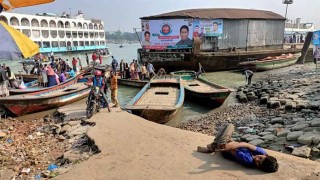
(197, 124, 279, 173)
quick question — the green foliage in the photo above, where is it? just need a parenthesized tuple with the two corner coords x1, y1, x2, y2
(105, 30, 142, 42)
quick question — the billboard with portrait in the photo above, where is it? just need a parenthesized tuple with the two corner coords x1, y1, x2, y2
(313, 31, 320, 45)
(313, 31, 320, 59)
(141, 19, 193, 49)
(193, 19, 223, 38)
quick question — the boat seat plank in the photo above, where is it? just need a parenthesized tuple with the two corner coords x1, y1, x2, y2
(135, 87, 179, 107)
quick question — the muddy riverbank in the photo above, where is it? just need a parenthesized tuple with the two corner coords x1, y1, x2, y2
(178, 63, 320, 161)
(0, 112, 99, 179)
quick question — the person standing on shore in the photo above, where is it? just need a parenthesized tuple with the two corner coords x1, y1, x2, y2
(141, 63, 147, 81)
(72, 57, 78, 72)
(134, 60, 139, 80)
(110, 71, 119, 108)
(125, 63, 130, 79)
(47, 65, 57, 87)
(244, 69, 253, 85)
(85, 53, 89, 67)
(111, 56, 118, 74)
(147, 61, 155, 79)
(92, 52, 97, 66)
(197, 123, 279, 173)
(77, 57, 82, 70)
(99, 54, 102, 65)
(22, 63, 29, 74)
(119, 60, 125, 79)
(0, 66, 9, 97)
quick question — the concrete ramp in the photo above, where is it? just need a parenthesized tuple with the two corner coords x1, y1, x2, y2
(56, 109, 320, 180)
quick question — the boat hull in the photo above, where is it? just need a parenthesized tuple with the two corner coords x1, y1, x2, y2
(1, 87, 90, 116)
(130, 109, 178, 124)
(184, 89, 231, 106)
(238, 55, 300, 72)
(171, 71, 232, 106)
(126, 75, 185, 124)
(139, 48, 301, 72)
(118, 78, 148, 88)
(11, 70, 92, 95)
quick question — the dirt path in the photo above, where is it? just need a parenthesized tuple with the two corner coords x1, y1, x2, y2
(56, 108, 320, 180)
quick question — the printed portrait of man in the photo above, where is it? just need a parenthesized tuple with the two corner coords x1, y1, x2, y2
(213, 22, 219, 32)
(193, 25, 199, 38)
(176, 25, 193, 46)
(142, 31, 152, 45)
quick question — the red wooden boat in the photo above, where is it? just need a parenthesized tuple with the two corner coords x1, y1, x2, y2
(0, 77, 90, 117)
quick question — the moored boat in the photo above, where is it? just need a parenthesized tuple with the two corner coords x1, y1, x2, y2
(9, 73, 82, 95)
(238, 53, 301, 72)
(171, 71, 232, 106)
(125, 75, 184, 124)
(117, 78, 148, 88)
(0, 82, 90, 116)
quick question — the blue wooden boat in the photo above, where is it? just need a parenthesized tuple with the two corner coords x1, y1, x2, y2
(126, 75, 185, 124)
(171, 71, 232, 106)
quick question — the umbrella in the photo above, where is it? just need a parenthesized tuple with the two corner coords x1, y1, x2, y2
(0, 21, 39, 60)
(0, 0, 54, 11)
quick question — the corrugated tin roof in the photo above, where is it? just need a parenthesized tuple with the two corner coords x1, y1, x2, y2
(140, 8, 285, 20)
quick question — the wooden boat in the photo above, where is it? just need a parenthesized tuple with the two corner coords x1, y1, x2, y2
(0, 83, 90, 117)
(117, 78, 148, 88)
(9, 74, 82, 95)
(238, 53, 301, 72)
(171, 71, 232, 106)
(15, 73, 38, 82)
(10, 68, 93, 95)
(126, 75, 185, 124)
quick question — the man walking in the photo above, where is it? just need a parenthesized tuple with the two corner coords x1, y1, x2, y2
(110, 71, 119, 108)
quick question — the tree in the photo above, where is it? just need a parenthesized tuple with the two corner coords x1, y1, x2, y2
(105, 30, 142, 42)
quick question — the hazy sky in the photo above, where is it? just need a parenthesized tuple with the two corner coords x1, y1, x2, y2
(13, 0, 319, 32)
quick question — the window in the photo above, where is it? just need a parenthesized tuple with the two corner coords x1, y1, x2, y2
(49, 20, 56, 28)
(43, 41, 51, 48)
(52, 41, 59, 48)
(60, 41, 66, 47)
(31, 19, 39, 27)
(10, 17, 19, 26)
(21, 18, 30, 26)
(41, 19, 48, 27)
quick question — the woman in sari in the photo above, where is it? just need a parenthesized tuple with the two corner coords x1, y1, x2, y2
(47, 65, 57, 87)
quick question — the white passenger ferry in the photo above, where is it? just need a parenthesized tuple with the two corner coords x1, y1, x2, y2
(0, 11, 108, 54)
(284, 18, 315, 43)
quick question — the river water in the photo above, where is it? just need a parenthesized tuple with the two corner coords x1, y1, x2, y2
(3, 43, 250, 126)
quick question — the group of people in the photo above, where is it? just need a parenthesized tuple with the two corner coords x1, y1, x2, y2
(116, 59, 155, 81)
(26, 56, 82, 88)
(90, 50, 104, 66)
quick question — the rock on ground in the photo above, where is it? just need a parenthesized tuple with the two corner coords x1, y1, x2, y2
(292, 146, 312, 158)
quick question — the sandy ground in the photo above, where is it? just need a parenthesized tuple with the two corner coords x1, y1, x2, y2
(55, 104, 320, 180)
